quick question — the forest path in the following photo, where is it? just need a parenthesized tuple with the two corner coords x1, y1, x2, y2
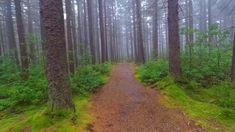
(89, 64, 203, 132)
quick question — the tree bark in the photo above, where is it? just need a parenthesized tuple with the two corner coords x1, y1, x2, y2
(132, 1, 138, 62)
(65, 0, 75, 73)
(6, 0, 18, 63)
(84, 0, 88, 49)
(199, 0, 207, 31)
(76, 0, 82, 43)
(168, 0, 181, 76)
(98, 0, 107, 63)
(40, 0, 74, 110)
(14, 0, 29, 79)
(27, 0, 36, 64)
(0, 21, 3, 56)
(152, 0, 158, 60)
(188, 0, 193, 42)
(136, 0, 145, 64)
(231, 33, 235, 82)
(71, 0, 78, 67)
(208, 0, 213, 43)
(87, 0, 96, 64)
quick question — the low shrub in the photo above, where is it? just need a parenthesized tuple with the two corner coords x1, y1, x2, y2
(0, 58, 111, 111)
(71, 63, 111, 95)
(138, 59, 168, 84)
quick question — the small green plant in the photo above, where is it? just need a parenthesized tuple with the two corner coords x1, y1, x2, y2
(138, 59, 168, 84)
(71, 63, 111, 95)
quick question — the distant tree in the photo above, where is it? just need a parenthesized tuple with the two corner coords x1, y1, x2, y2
(27, 0, 35, 64)
(65, 0, 75, 73)
(188, 0, 193, 42)
(6, 0, 17, 63)
(40, 0, 74, 110)
(14, 0, 29, 79)
(98, 0, 107, 63)
(84, 0, 89, 52)
(152, 0, 158, 59)
(135, 0, 145, 63)
(208, 0, 213, 43)
(71, 0, 78, 67)
(132, 0, 138, 62)
(231, 33, 235, 82)
(199, 0, 207, 32)
(185, 0, 193, 44)
(168, 0, 181, 76)
(87, 0, 96, 64)
(0, 21, 3, 56)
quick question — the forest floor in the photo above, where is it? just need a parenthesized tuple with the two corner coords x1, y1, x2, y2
(89, 64, 203, 132)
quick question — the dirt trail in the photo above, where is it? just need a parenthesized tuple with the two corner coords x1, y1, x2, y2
(90, 64, 203, 132)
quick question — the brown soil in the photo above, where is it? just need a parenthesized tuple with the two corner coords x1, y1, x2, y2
(90, 64, 203, 132)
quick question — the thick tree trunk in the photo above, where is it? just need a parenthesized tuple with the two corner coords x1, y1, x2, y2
(136, 0, 145, 64)
(65, 0, 75, 73)
(40, 0, 74, 110)
(168, 0, 181, 76)
(87, 0, 96, 64)
(14, 0, 29, 79)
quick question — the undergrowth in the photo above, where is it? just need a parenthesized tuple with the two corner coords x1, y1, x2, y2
(0, 57, 112, 131)
(137, 59, 235, 131)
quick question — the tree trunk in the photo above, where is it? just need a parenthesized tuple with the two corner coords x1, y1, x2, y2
(152, 0, 158, 60)
(14, 0, 29, 80)
(168, 0, 181, 76)
(188, 0, 193, 42)
(0, 21, 3, 56)
(27, 0, 36, 64)
(6, 0, 18, 63)
(65, 0, 75, 73)
(98, 0, 107, 63)
(40, 0, 74, 110)
(104, 0, 108, 61)
(87, 0, 96, 64)
(76, 0, 82, 43)
(71, 0, 78, 67)
(208, 0, 213, 43)
(231, 33, 235, 82)
(136, 0, 145, 64)
(83, 0, 89, 54)
(199, 0, 207, 31)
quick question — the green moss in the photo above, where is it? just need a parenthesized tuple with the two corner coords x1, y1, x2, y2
(157, 76, 235, 131)
(0, 96, 92, 132)
(137, 58, 235, 131)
